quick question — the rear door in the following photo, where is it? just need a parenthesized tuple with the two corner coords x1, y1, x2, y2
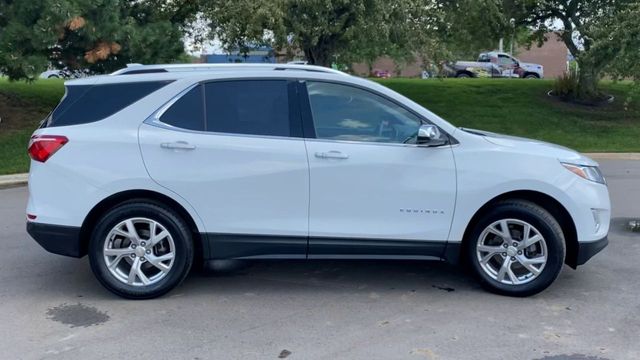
(139, 79, 310, 259)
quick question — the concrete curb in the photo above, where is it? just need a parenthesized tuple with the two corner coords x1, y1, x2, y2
(584, 153, 640, 161)
(0, 173, 28, 189)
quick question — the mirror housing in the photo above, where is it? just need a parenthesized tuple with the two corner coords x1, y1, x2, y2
(417, 124, 447, 146)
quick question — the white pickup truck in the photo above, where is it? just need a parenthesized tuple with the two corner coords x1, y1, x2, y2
(446, 51, 544, 79)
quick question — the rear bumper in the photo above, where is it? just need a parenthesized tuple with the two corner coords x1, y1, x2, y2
(26, 222, 84, 258)
(576, 235, 608, 266)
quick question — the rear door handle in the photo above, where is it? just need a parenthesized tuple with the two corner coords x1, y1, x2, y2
(315, 151, 349, 159)
(160, 141, 196, 150)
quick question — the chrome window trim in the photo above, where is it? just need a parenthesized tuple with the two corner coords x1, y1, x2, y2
(145, 81, 302, 142)
(303, 137, 452, 149)
(145, 121, 306, 142)
(144, 76, 458, 147)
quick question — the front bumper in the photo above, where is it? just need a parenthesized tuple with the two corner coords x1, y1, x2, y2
(26, 222, 85, 258)
(575, 235, 608, 266)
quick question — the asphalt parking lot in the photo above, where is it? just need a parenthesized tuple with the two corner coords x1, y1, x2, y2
(1, 160, 639, 360)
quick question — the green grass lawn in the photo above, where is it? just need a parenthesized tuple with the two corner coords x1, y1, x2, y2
(0, 78, 64, 175)
(0, 77, 638, 175)
(378, 78, 640, 152)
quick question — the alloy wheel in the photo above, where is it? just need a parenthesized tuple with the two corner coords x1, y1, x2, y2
(476, 218, 548, 285)
(103, 217, 175, 286)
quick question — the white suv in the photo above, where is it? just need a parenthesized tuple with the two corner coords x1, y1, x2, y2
(26, 64, 610, 299)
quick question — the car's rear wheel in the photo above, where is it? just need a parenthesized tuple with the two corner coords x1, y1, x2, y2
(466, 200, 565, 297)
(89, 201, 194, 299)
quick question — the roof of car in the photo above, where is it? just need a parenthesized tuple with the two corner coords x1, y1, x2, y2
(65, 63, 352, 86)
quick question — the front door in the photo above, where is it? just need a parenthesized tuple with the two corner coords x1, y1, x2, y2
(300, 81, 457, 257)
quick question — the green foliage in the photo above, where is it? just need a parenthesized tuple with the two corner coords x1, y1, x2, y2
(206, 0, 379, 66)
(552, 72, 579, 100)
(204, 0, 507, 68)
(0, 0, 188, 80)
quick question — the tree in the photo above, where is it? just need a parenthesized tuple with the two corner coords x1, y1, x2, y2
(0, 0, 188, 81)
(204, 0, 457, 68)
(205, 0, 515, 78)
(504, 0, 635, 99)
(593, 2, 640, 83)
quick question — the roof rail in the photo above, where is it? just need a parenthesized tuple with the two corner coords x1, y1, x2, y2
(111, 63, 349, 76)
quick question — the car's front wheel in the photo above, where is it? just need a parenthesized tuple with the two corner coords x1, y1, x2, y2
(466, 200, 565, 297)
(89, 200, 194, 299)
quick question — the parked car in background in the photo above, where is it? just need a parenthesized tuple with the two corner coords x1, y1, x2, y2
(39, 68, 93, 80)
(445, 51, 544, 79)
(27, 63, 608, 299)
(39, 69, 63, 79)
(372, 69, 391, 78)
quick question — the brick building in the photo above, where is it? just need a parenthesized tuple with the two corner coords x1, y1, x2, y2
(516, 33, 569, 79)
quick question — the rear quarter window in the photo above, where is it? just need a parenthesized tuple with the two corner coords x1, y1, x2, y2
(43, 81, 172, 127)
(158, 85, 205, 131)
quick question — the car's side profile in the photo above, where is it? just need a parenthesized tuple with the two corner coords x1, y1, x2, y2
(26, 64, 609, 299)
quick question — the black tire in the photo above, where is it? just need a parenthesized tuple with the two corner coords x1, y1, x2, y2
(524, 73, 539, 79)
(89, 200, 194, 299)
(465, 200, 565, 297)
(456, 72, 472, 78)
(48, 75, 59, 79)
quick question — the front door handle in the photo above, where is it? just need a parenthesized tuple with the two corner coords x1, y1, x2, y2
(315, 151, 349, 159)
(160, 141, 196, 150)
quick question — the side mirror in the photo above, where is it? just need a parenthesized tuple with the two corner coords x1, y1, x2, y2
(417, 124, 447, 146)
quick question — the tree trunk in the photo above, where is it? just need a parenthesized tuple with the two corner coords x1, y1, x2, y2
(366, 60, 374, 77)
(576, 59, 600, 100)
(304, 46, 332, 67)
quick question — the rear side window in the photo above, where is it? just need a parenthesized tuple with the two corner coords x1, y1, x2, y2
(44, 81, 172, 127)
(204, 80, 290, 137)
(159, 85, 205, 131)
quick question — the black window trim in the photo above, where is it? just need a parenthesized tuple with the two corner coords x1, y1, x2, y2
(296, 79, 458, 147)
(148, 78, 304, 139)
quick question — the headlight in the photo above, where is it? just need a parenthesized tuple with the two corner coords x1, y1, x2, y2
(561, 163, 606, 185)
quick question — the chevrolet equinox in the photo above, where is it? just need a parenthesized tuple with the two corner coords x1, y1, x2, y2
(26, 64, 610, 299)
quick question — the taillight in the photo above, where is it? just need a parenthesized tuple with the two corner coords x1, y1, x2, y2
(28, 135, 68, 162)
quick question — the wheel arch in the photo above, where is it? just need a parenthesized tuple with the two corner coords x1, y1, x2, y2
(523, 72, 540, 79)
(78, 189, 206, 261)
(459, 190, 579, 268)
(456, 70, 474, 78)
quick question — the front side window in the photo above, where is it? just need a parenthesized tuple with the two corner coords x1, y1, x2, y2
(204, 80, 290, 137)
(306, 81, 422, 144)
(498, 55, 517, 66)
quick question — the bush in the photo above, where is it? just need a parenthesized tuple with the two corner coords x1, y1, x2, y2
(551, 72, 612, 105)
(552, 72, 580, 101)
